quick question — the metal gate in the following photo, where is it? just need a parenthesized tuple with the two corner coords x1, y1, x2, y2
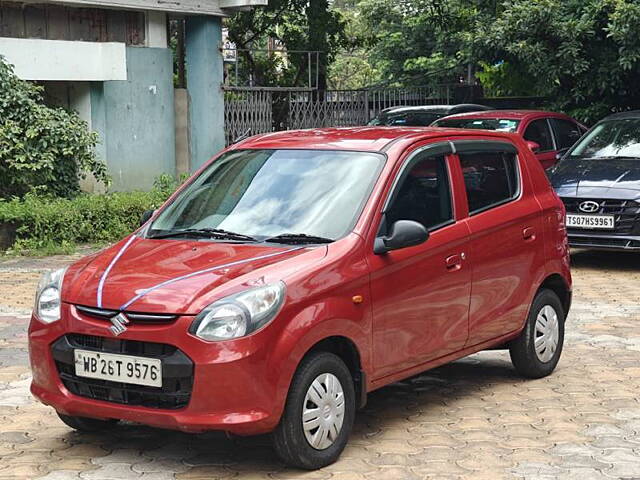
(224, 85, 452, 145)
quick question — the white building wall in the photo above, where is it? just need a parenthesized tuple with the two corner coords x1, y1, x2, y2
(146, 11, 167, 48)
(0, 38, 127, 81)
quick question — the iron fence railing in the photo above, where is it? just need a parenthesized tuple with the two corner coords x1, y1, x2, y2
(223, 85, 453, 145)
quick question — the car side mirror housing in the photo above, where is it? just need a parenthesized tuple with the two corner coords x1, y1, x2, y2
(140, 209, 155, 227)
(526, 140, 541, 153)
(374, 220, 429, 255)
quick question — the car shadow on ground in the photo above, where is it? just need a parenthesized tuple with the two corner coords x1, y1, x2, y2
(59, 353, 525, 472)
(571, 248, 640, 271)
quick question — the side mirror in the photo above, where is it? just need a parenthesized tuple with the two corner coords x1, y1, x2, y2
(140, 209, 155, 227)
(526, 140, 541, 153)
(374, 220, 429, 255)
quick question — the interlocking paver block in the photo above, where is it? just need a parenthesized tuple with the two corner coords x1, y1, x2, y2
(1, 250, 640, 478)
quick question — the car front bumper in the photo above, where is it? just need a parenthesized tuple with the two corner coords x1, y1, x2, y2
(28, 304, 286, 435)
(568, 232, 640, 251)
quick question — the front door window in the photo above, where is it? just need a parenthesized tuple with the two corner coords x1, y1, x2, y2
(385, 154, 453, 232)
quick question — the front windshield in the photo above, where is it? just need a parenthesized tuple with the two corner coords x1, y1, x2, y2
(368, 112, 444, 126)
(434, 118, 520, 132)
(570, 119, 640, 158)
(149, 149, 385, 240)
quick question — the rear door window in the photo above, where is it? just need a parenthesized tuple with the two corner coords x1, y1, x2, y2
(551, 119, 583, 149)
(459, 150, 520, 214)
(523, 119, 555, 151)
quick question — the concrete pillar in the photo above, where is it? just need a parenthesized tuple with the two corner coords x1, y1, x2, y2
(185, 16, 225, 171)
(174, 88, 190, 177)
(90, 82, 107, 164)
(81, 82, 107, 193)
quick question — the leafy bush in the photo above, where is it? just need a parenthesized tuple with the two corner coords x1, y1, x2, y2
(0, 175, 185, 254)
(0, 56, 110, 198)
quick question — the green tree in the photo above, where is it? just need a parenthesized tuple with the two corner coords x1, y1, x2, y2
(358, 0, 480, 86)
(327, 0, 381, 89)
(226, 0, 348, 89)
(0, 57, 109, 198)
(473, 0, 640, 122)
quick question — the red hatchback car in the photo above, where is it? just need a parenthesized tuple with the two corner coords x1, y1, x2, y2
(433, 110, 587, 170)
(29, 127, 571, 469)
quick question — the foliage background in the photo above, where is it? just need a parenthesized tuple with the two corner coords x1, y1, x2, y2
(0, 57, 109, 199)
(225, 0, 640, 124)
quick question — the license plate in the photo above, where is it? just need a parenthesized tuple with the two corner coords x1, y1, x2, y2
(566, 213, 615, 230)
(74, 349, 162, 387)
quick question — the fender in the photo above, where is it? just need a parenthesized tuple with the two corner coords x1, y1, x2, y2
(267, 305, 371, 421)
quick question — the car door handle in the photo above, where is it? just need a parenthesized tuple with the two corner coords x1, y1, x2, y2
(445, 254, 462, 271)
(523, 227, 536, 241)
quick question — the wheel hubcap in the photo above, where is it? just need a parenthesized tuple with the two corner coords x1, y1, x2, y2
(302, 373, 345, 450)
(534, 305, 560, 363)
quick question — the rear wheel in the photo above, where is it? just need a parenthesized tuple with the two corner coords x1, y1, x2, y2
(272, 352, 355, 470)
(510, 289, 565, 378)
(57, 413, 118, 432)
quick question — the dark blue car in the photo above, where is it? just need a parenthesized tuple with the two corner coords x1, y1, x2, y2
(549, 111, 640, 251)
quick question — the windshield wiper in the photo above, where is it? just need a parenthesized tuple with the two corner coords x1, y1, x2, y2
(148, 228, 257, 242)
(264, 233, 334, 245)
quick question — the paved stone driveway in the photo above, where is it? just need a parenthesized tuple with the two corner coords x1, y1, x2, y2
(1, 249, 640, 479)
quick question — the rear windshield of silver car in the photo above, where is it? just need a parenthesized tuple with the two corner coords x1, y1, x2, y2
(434, 118, 520, 132)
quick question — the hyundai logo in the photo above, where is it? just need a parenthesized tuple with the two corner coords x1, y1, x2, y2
(109, 312, 130, 336)
(578, 200, 600, 213)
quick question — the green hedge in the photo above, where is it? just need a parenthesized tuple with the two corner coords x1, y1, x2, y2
(0, 175, 182, 255)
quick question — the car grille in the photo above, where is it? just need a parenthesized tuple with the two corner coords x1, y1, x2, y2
(569, 237, 640, 250)
(75, 305, 179, 324)
(52, 334, 193, 409)
(562, 198, 640, 235)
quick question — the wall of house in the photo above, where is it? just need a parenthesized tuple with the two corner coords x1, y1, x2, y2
(97, 46, 176, 191)
(0, 2, 234, 191)
(0, 3, 145, 44)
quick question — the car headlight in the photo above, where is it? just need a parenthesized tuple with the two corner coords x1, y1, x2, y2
(190, 282, 286, 341)
(34, 267, 67, 324)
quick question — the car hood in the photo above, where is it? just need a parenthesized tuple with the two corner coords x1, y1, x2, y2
(550, 157, 640, 197)
(62, 236, 324, 315)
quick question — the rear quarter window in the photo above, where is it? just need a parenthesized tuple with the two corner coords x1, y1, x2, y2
(459, 151, 520, 214)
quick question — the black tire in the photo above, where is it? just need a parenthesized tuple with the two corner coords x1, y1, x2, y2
(510, 288, 565, 379)
(57, 412, 118, 432)
(272, 351, 356, 470)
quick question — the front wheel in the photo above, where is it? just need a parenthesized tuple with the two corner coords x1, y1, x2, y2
(510, 288, 565, 378)
(272, 352, 356, 470)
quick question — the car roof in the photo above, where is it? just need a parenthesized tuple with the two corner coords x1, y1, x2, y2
(437, 109, 574, 121)
(602, 110, 640, 120)
(234, 126, 517, 153)
(380, 104, 490, 115)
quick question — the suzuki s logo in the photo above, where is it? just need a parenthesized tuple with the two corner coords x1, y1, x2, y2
(109, 313, 130, 336)
(579, 200, 600, 213)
